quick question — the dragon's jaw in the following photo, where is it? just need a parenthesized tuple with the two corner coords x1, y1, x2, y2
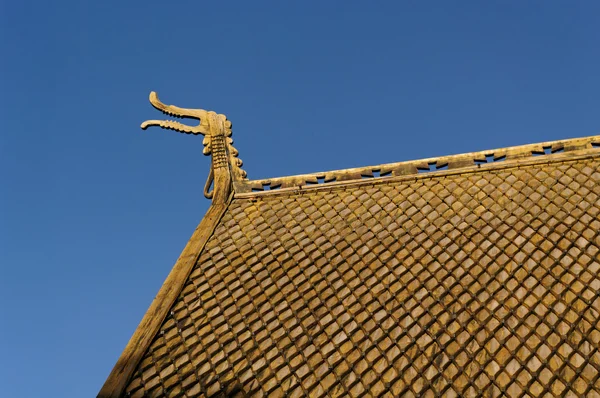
(140, 119, 207, 134)
(140, 91, 209, 135)
(140, 91, 244, 175)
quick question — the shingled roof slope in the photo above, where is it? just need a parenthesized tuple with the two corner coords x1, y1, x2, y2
(100, 135, 600, 397)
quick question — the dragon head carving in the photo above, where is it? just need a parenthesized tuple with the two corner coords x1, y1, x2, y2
(141, 91, 246, 200)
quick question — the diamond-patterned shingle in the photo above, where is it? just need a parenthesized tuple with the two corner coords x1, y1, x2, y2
(122, 156, 600, 397)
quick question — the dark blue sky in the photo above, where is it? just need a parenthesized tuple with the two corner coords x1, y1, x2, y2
(2, 1, 599, 396)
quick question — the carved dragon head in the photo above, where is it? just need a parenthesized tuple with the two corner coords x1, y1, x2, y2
(141, 91, 246, 200)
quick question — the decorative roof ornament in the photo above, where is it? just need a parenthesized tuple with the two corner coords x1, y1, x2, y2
(141, 91, 246, 203)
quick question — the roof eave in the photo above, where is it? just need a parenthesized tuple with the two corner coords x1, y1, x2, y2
(97, 195, 233, 398)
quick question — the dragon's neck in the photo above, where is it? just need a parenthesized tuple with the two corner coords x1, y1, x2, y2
(202, 112, 246, 203)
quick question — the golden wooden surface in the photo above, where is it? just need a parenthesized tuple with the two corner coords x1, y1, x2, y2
(236, 135, 600, 194)
(115, 153, 600, 397)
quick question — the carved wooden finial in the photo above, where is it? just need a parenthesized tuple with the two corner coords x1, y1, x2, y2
(141, 92, 246, 203)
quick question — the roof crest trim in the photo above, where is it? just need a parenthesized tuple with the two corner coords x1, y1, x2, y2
(98, 195, 233, 398)
(235, 147, 600, 199)
(234, 135, 600, 194)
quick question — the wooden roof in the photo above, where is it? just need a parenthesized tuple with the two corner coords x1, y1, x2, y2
(98, 94, 600, 398)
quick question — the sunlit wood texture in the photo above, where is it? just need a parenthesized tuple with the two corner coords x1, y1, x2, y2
(119, 150, 600, 397)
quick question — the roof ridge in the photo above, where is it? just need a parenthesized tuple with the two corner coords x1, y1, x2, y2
(234, 134, 600, 194)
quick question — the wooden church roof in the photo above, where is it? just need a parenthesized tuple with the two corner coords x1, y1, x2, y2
(99, 93, 600, 397)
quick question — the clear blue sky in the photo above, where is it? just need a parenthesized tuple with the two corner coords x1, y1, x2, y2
(1, 1, 599, 396)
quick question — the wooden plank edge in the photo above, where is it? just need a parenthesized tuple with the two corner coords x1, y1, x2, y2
(235, 149, 600, 200)
(235, 134, 600, 193)
(97, 195, 233, 397)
